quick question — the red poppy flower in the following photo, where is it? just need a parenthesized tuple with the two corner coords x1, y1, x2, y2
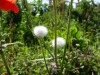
(0, 0, 19, 13)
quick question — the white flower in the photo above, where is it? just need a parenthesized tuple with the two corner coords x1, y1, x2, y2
(36, 13, 40, 17)
(33, 26, 48, 38)
(75, 44, 80, 47)
(51, 37, 66, 48)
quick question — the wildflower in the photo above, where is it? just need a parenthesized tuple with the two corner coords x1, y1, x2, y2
(51, 37, 66, 48)
(33, 26, 48, 38)
(75, 44, 80, 47)
(0, 0, 19, 13)
(51, 62, 57, 68)
(36, 13, 40, 17)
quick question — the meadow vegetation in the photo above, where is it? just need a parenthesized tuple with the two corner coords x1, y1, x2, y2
(0, 0, 100, 75)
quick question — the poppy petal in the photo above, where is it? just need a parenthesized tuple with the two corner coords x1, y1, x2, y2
(12, 4, 19, 13)
(7, 0, 16, 3)
(0, 0, 19, 13)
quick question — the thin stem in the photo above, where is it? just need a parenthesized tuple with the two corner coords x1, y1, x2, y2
(40, 39, 50, 75)
(42, 48, 50, 75)
(0, 49, 11, 75)
(53, 0, 57, 66)
(61, 0, 73, 70)
(42, 39, 54, 58)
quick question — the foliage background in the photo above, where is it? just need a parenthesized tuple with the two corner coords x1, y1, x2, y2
(0, 0, 100, 75)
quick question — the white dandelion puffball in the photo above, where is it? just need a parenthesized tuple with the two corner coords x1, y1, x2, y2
(33, 26, 48, 38)
(51, 37, 66, 48)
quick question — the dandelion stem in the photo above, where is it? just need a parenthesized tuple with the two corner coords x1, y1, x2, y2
(62, 0, 73, 70)
(40, 39, 50, 75)
(53, 0, 58, 67)
(0, 49, 11, 75)
(42, 39, 54, 58)
(41, 48, 50, 75)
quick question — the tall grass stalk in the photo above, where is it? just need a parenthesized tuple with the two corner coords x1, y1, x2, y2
(0, 49, 11, 75)
(53, 0, 58, 66)
(62, 0, 73, 70)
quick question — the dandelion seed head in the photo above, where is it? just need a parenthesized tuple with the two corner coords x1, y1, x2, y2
(33, 26, 48, 38)
(51, 37, 66, 48)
